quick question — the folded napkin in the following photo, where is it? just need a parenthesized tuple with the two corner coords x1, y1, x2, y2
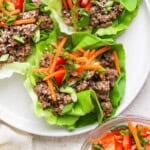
(0, 122, 32, 150)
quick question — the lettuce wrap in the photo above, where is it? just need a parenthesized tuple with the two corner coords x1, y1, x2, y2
(0, 0, 54, 78)
(24, 31, 126, 130)
(47, 0, 140, 37)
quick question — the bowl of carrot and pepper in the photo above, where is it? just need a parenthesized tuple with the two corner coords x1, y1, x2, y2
(81, 115, 150, 150)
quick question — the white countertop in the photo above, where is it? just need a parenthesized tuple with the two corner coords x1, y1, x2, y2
(31, 74, 150, 150)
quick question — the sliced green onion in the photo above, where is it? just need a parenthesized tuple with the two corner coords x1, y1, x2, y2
(13, 34, 25, 44)
(5, 2, 15, 11)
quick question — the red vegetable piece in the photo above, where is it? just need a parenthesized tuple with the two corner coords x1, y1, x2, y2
(56, 57, 66, 65)
(54, 68, 66, 86)
(116, 142, 123, 150)
(145, 144, 150, 150)
(123, 135, 132, 150)
(80, 0, 90, 8)
(13, 0, 24, 10)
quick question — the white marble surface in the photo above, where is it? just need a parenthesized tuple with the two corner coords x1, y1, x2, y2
(31, 73, 150, 150)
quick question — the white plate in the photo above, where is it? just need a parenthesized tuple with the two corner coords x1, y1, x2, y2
(0, 1, 150, 137)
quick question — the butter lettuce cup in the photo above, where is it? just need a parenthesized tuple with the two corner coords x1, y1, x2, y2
(0, 0, 54, 78)
(48, 0, 141, 37)
(24, 31, 126, 130)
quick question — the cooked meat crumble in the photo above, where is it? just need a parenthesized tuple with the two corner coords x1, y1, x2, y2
(34, 51, 118, 116)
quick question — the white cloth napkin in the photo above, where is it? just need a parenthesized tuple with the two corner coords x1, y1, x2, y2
(0, 122, 32, 150)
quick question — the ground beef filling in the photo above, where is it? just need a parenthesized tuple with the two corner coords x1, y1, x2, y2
(62, 0, 123, 28)
(34, 52, 118, 116)
(0, 10, 53, 65)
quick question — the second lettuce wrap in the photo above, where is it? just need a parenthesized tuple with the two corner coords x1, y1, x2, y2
(24, 31, 126, 130)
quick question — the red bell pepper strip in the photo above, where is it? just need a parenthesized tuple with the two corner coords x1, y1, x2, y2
(123, 135, 132, 150)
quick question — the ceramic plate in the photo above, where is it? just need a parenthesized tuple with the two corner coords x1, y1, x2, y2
(0, 1, 150, 137)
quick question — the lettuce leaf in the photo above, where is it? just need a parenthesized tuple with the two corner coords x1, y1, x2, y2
(24, 32, 126, 129)
(0, 62, 29, 79)
(47, 0, 141, 37)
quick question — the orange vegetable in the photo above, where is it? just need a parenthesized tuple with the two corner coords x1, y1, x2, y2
(128, 121, 142, 150)
(13, 18, 36, 25)
(10, 9, 20, 15)
(62, 0, 68, 10)
(113, 51, 121, 74)
(0, 7, 12, 17)
(79, 64, 103, 71)
(77, 47, 85, 53)
(67, 0, 75, 9)
(88, 46, 111, 63)
(49, 37, 67, 73)
(46, 79, 56, 101)
(44, 69, 66, 81)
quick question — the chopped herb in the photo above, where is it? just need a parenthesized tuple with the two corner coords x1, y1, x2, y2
(6, 15, 17, 25)
(120, 129, 130, 135)
(5, 2, 15, 11)
(32, 30, 40, 43)
(92, 144, 103, 150)
(13, 34, 25, 43)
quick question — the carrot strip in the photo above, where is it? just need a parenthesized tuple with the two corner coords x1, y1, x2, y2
(67, 0, 75, 9)
(128, 122, 142, 150)
(65, 52, 88, 62)
(13, 18, 36, 25)
(79, 65, 103, 71)
(62, 0, 68, 10)
(113, 51, 121, 74)
(84, 50, 90, 57)
(77, 47, 85, 53)
(10, 9, 20, 15)
(44, 69, 66, 81)
(46, 79, 56, 101)
(0, 7, 11, 17)
(34, 68, 48, 73)
(88, 46, 111, 63)
(49, 37, 67, 73)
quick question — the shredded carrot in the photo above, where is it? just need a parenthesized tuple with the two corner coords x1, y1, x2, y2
(0, 7, 11, 17)
(44, 69, 66, 81)
(34, 68, 48, 73)
(46, 79, 56, 101)
(65, 52, 88, 63)
(0, 12, 3, 16)
(49, 37, 67, 73)
(13, 18, 36, 25)
(113, 51, 121, 74)
(79, 65, 103, 71)
(0, 0, 3, 7)
(128, 122, 142, 150)
(84, 50, 90, 57)
(87, 50, 95, 58)
(88, 46, 111, 63)
(67, 0, 75, 9)
(48, 53, 54, 71)
(77, 47, 85, 53)
(10, 9, 20, 15)
(62, 0, 68, 10)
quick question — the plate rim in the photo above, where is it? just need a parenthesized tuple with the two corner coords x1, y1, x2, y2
(0, 0, 150, 137)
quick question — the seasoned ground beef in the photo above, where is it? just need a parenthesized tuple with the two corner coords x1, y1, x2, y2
(89, 0, 123, 28)
(62, 9, 73, 26)
(38, 15, 53, 30)
(34, 80, 72, 115)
